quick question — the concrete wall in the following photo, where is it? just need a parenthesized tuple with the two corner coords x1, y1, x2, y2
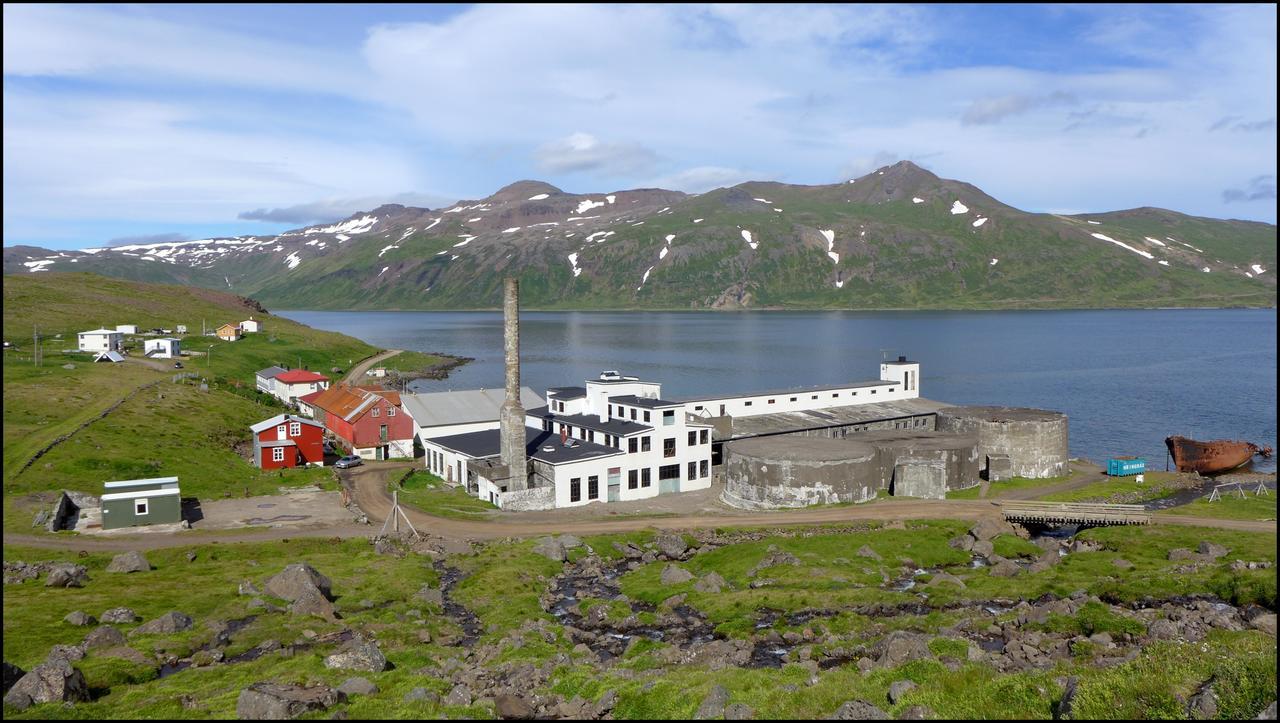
(935, 406, 1068, 479)
(892, 459, 947, 499)
(723, 438, 881, 508)
(844, 429, 981, 493)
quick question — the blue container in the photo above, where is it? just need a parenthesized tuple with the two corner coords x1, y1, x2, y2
(1107, 458, 1146, 476)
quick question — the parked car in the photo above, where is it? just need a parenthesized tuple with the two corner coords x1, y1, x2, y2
(334, 455, 363, 469)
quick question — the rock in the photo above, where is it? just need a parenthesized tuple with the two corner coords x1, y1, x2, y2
(3, 660, 89, 711)
(897, 705, 935, 720)
(873, 631, 932, 667)
(443, 683, 472, 707)
(971, 540, 995, 558)
(1255, 701, 1277, 719)
(1069, 538, 1102, 553)
(1168, 548, 1200, 562)
(558, 534, 584, 550)
(404, 687, 438, 704)
(660, 564, 695, 585)
(1088, 632, 1113, 647)
(532, 537, 566, 563)
(1111, 558, 1134, 570)
(289, 588, 339, 621)
(948, 535, 974, 552)
(1197, 542, 1229, 559)
(695, 572, 728, 593)
(1148, 619, 1179, 640)
(1249, 614, 1276, 636)
(1187, 683, 1218, 719)
(324, 639, 389, 672)
(830, 699, 890, 719)
(106, 551, 151, 573)
(337, 677, 379, 697)
(495, 693, 534, 719)
(83, 625, 127, 649)
(989, 559, 1021, 577)
(695, 684, 730, 719)
(856, 545, 883, 561)
(373, 538, 405, 557)
(414, 585, 444, 607)
(925, 571, 966, 589)
(63, 611, 96, 627)
(2, 662, 24, 697)
(44, 563, 89, 588)
(613, 541, 645, 560)
(888, 680, 917, 705)
(726, 703, 755, 720)
(235, 683, 345, 720)
(1055, 676, 1078, 720)
(264, 563, 333, 602)
(100, 607, 139, 624)
(239, 580, 262, 596)
(44, 645, 85, 666)
(969, 519, 1013, 542)
(186, 551, 198, 563)
(131, 612, 194, 636)
(654, 533, 689, 559)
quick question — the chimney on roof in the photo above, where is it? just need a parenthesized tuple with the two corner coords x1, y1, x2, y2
(898, 355, 906, 362)
(499, 278, 528, 490)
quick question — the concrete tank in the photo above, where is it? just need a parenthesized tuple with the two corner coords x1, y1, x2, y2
(723, 436, 880, 509)
(935, 406, 1068, 479)
(843, 429, 982, 494)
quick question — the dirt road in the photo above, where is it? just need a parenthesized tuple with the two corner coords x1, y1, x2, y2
(343, 349, 403, 384)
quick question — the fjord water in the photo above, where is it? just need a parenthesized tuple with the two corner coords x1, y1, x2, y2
(279, 309, 1277, 473)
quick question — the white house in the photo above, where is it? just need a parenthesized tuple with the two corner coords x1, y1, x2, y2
(78, 329, 123, 353)
(402, 387, 545, 442)
(254, 366, 330, 404)
(143, 338, 181, 359)
(115, 324, 138, 335)
(175, 324, 188, 334)
(240, 317, 262, 333)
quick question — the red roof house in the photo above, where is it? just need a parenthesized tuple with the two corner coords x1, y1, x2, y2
(305, 385, 414, 460)
(251, 414, 325, 469)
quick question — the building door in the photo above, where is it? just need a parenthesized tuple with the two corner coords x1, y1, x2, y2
(607, 467, 621, 502)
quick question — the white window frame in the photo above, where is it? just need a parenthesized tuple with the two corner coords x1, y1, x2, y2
(388, 406, 396, 417)
(372, 406, 380, 417)
(272, 447, 285, 462)
(289, 421, 301, 436)
(135, 499, 149, 516)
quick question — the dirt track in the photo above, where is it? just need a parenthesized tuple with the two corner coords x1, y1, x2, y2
(343, 349, 403, 384)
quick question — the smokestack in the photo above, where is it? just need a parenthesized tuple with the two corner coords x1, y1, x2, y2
(499, 278, 528, 490)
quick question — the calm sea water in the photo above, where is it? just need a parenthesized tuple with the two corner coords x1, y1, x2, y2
(278, 309, 1277, 473)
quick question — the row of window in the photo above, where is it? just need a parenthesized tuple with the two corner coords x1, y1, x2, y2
(370, 405, 396, 417)
(694, 387, 899, 414)
(608, 405, 680, 427)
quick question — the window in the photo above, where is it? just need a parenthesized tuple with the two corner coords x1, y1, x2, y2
(745, 401, 753, 407)
(687, 461, 697, 480)
(695, 406, 703, 411)
(587, 430, 595, 443)
(587, 476, 599, 500)
(700, 460, 709, 478)
(832, 393, 838, 398)
(790, 397, 797, 402)
(272, 447, 285, 462)
(641, 436, 651, 452)
(543, 419, 552, 432)
(700, 429, 709, 444)
(719, 404, 725, 416)
(608, 404, 613, 417)
(662, 410, 674, 426)
(644, 411, 651, 423)
(811, 395, 818, 400)
(641, 468, 651, 487)
(889, 388, 895, 393)
(289, 422, 301, 436)
(135, 499, 149, 516)
(659, 464, 679, 481)
(557, 401, 565, 412)
(768, 398, 775, 405)
(629, 408, 636, 421)
(628, 470, 638, 489)
(570, 478, 581, 502)
(688, 431, 697, 446)
(388, 406, 396, 416)
(664, 438, 676, 458)
(372, 406, 380, 417)
(871, 389, 877, 395)
(628, 437, 638, 453)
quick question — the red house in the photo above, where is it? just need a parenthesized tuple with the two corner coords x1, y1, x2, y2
(305, 385, 415, 460)
(251, 414, 325, 469)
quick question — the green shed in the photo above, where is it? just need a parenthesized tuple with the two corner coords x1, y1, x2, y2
(101, 477, 182, 530)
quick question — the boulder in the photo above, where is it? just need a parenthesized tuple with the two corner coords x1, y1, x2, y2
(106, 551, 151, 573)
(695, 572, 728, 593)
(989, 560, 1022, 578)
(404, 687, 438, 704)
(660, 565, 695, 585)
(3, 660, 89, 711)
(495, 693, 534, 719)
(1148, 619, 1179, 640)
(948, 535, 974, 552)
(532, 537, 566, 562)
(2, 662, 25, 696)
(1187, 683, 1218, 719)
(888, 680, 917, 705)
(239, 580, 262, 596)
(289, 588, 339, 621)
(336, 677, 379, 697)
(558, 534, 584, 550)
(1255, 701, 1276, 720)
(1070, 539, 1102, 554)
(898, 706, 935, 720)
(324, 639, 389, 673)
(612, 541, 645, 560)
(264, 563, 333, 602)
(873, 631, 932, 667)
(1055, 677, 1078, 720)
(1111, 558, 1134, 570)
(443, 683, 472, 707)
(695, 684, 730, 719)
(726, 703, 755, 720)
(64, 611, 96, 627)
(131, 612, 194, 636)
(45, 645, 85, 666)
(969, 519, 1013, 542)
(830, 700, 890, 719)
(971, 540, 995, 558)
(413, 585, 444, 607)
(235, 683, 345, 720)
(83, 625, 127, 649)
(186, 551, 198, 563)
(856, 545, 883, 561)
(100, 607, 140, 624)
(654, 533, 689, 559)
(925, 571, 966, 589)
(1249, 614, 1276, 636)
(1168, 548, 1200, 562)
(1197, 542, 1229, 559)
(44, 563, 89, 588)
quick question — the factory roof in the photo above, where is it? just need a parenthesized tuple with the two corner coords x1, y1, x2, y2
(609, 394, 683, 409)
(723, 397, 951, 439)
(402, 387, 544, 429)
(526, 407, 651, 436)
(676, 379, 897, 404)
(428, 426, 623, 465)
(546, 386, 587, 400)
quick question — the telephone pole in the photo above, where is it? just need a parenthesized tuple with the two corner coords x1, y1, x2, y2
(33, 325, 40, 367)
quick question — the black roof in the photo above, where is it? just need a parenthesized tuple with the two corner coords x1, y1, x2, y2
(610, 394, 683, 409)
(428, 426, 623, 465)
(527, 406, 651, 436)
(546, 386, 587, 400)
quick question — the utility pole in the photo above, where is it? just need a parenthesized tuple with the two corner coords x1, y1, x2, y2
(208, 344, 214, 368)
(33, 325, 40, 367)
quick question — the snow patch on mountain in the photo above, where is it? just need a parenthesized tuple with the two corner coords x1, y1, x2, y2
(527, 193, 550, 201)
(1091, 232, 1154, 260)
(950, 201, 969, 215)
(284, 252, 301, 270)
(741, 229, 757, 250)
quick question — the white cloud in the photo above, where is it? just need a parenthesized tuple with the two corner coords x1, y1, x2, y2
(651, 166, 771, 194)
(533, 132, 658, 176)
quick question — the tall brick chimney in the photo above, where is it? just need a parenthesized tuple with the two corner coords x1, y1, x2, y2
(499, 277, 528, 490)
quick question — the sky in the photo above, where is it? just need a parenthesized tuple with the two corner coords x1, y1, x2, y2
(3, 3, 1276, 250)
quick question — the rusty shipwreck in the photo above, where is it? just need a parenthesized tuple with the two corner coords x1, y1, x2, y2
(1165, 435, 1273, 475)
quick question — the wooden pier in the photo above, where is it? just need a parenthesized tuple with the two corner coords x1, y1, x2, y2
(1000, 500, 1150, 527)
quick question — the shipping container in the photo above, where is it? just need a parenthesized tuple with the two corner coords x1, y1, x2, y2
(1107, 457, 1146, 476)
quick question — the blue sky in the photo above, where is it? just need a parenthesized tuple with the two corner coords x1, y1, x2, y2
(3, 3, 1276, 250)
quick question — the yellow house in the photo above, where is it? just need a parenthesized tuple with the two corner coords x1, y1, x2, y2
(216, 323, 243, 341)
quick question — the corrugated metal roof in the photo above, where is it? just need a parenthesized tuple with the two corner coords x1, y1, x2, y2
(727, 397, 950, 439)
(428, 426, 622, 465)
(610, 394, 682, 409)
(256, 366, 287, 379)
(275, 370, 329, 384)
(101, 488, 181, 501)
(94, 350, 125, 363)
(526, 406, 651, 436)
(401, 387, 545, 429)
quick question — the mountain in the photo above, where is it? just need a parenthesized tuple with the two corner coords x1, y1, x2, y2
(5, 162, 1275, 309)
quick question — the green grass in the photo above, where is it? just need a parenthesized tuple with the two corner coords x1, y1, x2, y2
(946, 473, 1073, 500)
(1038, 472, 1189, 504)
(391, 471, 498, 520)
(376, 351, 453, 375)
(1160, 491, 1277, 520)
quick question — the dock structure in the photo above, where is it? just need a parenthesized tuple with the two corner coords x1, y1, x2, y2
(1000, 500, 1150, 527)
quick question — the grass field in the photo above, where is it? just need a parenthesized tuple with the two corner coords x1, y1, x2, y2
(946, 473, 1074, 500)
(1161, 492, 1277, 521)
(1038, 472, 1189, 504)
(390, 471, 498, 520)
(377, 351, 454, 375)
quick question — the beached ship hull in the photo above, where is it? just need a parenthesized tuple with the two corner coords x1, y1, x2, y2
(1165, 435, 1273, 475)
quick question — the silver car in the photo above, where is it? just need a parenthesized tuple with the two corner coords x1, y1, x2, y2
(334, 455, 363, 469)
